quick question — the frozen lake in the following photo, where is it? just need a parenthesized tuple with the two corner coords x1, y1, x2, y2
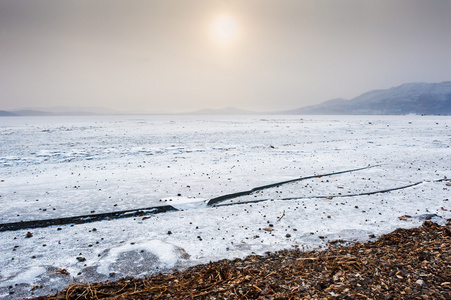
(0, 115, 450, 299)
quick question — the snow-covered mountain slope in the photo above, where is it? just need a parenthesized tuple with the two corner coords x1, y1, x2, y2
(289, 81, 451, 115)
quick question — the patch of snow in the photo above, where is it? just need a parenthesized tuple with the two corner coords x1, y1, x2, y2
(97, 239, 189, 277)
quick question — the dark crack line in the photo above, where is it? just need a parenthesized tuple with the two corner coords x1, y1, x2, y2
(0, 165, 377, 232)
(206, 165, 377, 206)
(281, 181, 423, 200)
(214, 181, 425, 207)
(0, 205, 178, 232)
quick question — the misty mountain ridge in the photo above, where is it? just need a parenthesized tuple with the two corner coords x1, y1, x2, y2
(2, 81, 451, 116)
(0, 109, 100, 117)
(286, 81, 451, 115)
(0, 110, 18, 117)
(0, 106, 127, 117)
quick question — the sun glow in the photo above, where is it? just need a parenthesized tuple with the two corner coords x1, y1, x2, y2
(210, 15, 239, 46)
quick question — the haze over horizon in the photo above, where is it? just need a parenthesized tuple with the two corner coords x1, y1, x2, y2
(1, 0, 450, 114)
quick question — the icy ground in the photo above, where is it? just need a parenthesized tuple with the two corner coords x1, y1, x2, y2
(0, 115, 450, 299)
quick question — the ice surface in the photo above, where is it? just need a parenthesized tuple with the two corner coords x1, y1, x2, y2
(96, 239, 190, 277)
(0, 115, 450, 299)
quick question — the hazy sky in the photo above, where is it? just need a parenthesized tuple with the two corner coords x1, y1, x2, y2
(1, 0, 450, 113)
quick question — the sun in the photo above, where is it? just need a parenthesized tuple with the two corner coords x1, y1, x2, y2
(210, 15, 239, 46)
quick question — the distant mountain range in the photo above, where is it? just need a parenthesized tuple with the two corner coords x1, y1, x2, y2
(283, 81, 451, 115)
(2, 82, 451, 116)
(0, 109, 99, 117)
(0, 106, 122, 117)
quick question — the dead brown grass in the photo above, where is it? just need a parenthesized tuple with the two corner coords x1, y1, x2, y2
(31, 220, 450, 299)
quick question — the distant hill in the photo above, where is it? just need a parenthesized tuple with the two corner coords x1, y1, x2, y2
(285, 81, 451, 115)
(0, 107, 120, 117)
(0, 110, 18, 116)
(11, 110, 58, 116)
(5, 109, 99, 116)
(35, 106, 120, 115)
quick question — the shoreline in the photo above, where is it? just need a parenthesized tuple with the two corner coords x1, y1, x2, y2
(31, 220, 450, 299)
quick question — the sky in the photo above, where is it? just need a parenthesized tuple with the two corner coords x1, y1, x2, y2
(1, 0, 450, 113)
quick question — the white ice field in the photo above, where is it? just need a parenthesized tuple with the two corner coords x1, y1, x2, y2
(0, 115, 450, 299)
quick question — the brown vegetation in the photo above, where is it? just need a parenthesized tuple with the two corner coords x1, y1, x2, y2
(33, 220, 450, 299)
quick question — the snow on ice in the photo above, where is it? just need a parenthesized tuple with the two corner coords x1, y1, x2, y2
(0, 115, 450, 299)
